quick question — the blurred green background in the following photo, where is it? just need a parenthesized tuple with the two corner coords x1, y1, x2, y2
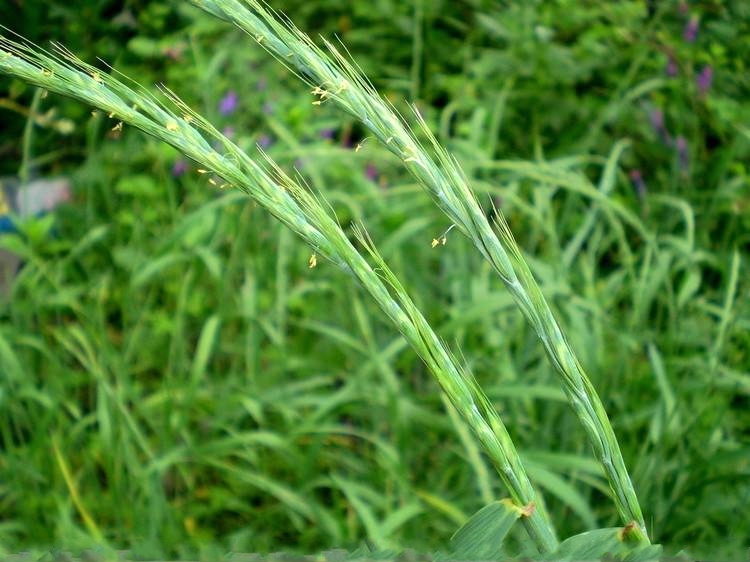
(0, 0, 748, 559)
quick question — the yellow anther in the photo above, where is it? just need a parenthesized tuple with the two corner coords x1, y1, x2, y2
(311, 86, 330, 101)
(308, 254, 318, 268)
(432, 224, 454, 247)
(355, 138, 369, 152)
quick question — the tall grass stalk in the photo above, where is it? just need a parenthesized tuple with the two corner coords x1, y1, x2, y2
(187, 0, 648, 540)
(0, 32, 561, 552)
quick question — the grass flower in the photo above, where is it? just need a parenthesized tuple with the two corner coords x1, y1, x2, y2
(0, 28, 561, 555)
(186, 0, 650, 541)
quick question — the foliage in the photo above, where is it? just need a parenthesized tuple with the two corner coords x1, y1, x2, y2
(0, 0, 748, 560)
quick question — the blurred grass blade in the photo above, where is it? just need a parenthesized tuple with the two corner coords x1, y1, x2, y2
(450, 500, 523, 560)
(544, 526, 662, 561)
(51, 434, 105, 543)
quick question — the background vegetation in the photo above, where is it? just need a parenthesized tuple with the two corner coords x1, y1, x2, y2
(1, 0, 748, 559)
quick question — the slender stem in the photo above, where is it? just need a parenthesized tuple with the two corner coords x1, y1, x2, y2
(19, 86, 43, 183)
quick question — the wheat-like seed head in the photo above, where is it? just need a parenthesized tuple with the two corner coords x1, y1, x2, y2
(1, 26, 561, 553)
(184, 0, 649, 541)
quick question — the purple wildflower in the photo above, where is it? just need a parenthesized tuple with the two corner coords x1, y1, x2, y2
(683, 15, 699, 42)
(172, 159, 188, 177)
(649, 108, 663, 130)
(219, 90, 239, 115)
(319, 128, 335, 140)
(697, 65, 713, 95)
(262, 101, 274, 115)
(222, 126, 235, 139)
(365, 163, 378, 182)
(649, 108, 670, 144)
(257, 134, 273, 149)
(676, 136, 689, 172)
(665, 55, 679, 77)
(629, 169, 647, 199)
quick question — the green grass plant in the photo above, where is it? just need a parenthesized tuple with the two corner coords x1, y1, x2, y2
(0, 1, 748, 559)
(0, 28, 561, 554)
(188, 0, 648, 539)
